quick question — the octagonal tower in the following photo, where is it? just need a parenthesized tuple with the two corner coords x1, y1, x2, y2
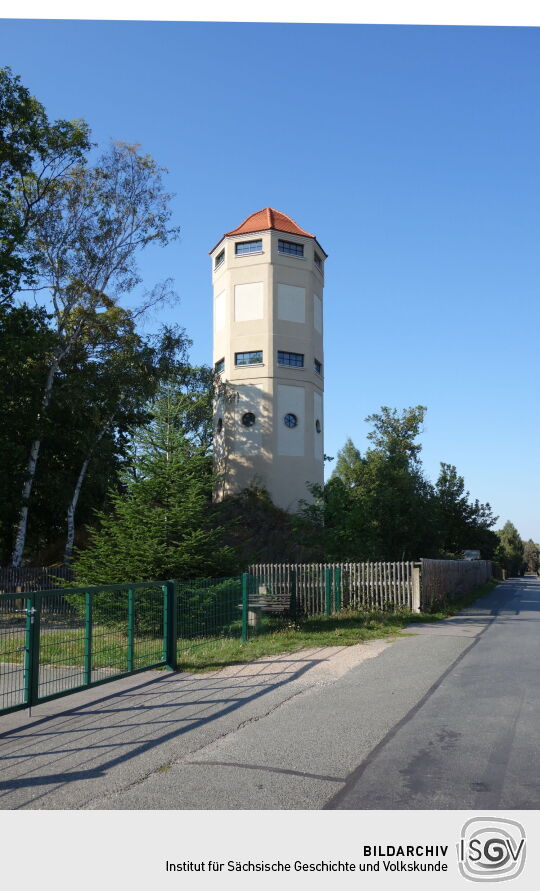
(210, 208, 326, 511)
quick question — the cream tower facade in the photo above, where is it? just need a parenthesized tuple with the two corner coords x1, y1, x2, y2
(210, 208, 326, 511)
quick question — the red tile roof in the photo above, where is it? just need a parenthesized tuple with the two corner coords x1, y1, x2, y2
(210, 207, 322, 254)
(226, 207, 314, 239)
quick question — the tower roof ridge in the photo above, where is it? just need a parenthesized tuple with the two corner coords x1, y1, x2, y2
(225, 206, 314, 239)
(209, 207, 316, 253)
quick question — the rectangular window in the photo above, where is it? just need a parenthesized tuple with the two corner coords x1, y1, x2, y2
(235, 350, 263, 366)
(214, 249, 225, 269)
(278, 350, 304, 368)
(314, 252, 322, 271)
(314, 358, 322, 375)
(278, 239, 304, 257)
(214, 357, 225, 374)
(235, 239, 262, 256)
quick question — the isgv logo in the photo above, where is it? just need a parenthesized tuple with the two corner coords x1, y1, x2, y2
(458, 818, 526, 882)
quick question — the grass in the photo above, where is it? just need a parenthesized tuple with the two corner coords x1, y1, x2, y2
(0, 579, 499, 673)
(0, 627, 163, 669)
(178, 611, 410, 671)
(177, 578, 500, 671)
(406, 578, 499, 621)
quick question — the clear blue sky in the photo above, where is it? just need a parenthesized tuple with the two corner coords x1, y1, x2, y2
(2, 20, 539, 541)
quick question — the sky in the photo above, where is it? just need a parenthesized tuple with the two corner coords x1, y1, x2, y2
(1, 18, 539, 541)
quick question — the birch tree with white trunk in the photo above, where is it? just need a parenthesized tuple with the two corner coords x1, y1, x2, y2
(10, 141, 180, 566)
(62, 316, 188, 565)
(0, 65, 91, 303)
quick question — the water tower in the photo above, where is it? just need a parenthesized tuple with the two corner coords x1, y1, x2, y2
(210, 208, 326, 511)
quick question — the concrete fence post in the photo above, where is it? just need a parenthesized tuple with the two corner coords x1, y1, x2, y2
(412, 565, 421, 613)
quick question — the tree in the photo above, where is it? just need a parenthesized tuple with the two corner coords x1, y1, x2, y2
(306, 405, 499, 564)
(495, 521, 524, 577)
(522, 539, 539, 574)
(72, 371, 236, 585)
(434, 463, 498, 558)
(62, 316, 189, 564)
(320, 406, 435, 561)
(10, 141, 180, 566)
(163, 363, 215, 454)
(0, 66, 90, 302)
(331, 437, 363, 488)
(0, 313, 189, 565)
(0, 303, 57, 560)
(365, 405, 427, 465)
(307, 475, 376, 561)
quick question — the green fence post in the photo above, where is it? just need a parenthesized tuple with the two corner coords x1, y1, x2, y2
(23, 595, 33, 705)
(334, 567, 342, 613)
(241, 573, 249, 642)
(127, 588, 135, 673)
(289, 569, 297, 621)
(165, 580, 177, 670)
(325, 568, 332, 617)
(84, 591, 92, 686)
(162, 585, 168, 664)
(28, 592, 41, 709)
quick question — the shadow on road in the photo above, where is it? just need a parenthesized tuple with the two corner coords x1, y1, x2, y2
(0, 649, 331, 808)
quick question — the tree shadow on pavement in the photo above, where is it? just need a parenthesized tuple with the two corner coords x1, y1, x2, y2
(0, 650, 331, 808)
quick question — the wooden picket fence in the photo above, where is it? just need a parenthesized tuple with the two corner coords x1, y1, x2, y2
(249, 558, 497, 615)
(248, 561, 420, 615)
(420, 558, 494, 609)
(0, 559, 496, 618)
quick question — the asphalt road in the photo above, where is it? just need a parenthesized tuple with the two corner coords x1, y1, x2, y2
(0, 577, 538, 809)
(328, 575, 540, 810)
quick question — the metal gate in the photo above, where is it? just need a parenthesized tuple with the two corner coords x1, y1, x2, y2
(0, 582, 172, 716)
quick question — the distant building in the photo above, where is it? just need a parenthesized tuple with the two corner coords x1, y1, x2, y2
(210, 208, 327, 511)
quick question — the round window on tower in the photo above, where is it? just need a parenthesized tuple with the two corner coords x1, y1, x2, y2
(217, 417, 223, 433)
(284, 413, 298, 428)
(241, 412, 256, 427)
(315, 419, 321, 433)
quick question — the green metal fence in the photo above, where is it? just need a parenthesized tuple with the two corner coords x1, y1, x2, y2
(1, 569, 333, 717)
(0, 581, 172, 716)
(0, 575, 257, 716)
(174, 575, 247, 663)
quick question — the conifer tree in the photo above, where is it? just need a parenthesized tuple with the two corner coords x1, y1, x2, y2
(72, 372, 236, 585)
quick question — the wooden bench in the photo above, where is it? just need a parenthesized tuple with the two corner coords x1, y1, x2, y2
(243, 584, 297, 627)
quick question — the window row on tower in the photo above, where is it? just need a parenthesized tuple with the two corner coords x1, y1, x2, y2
(215, 412, 322, 434)
(214, 352, 322, 374)
(214, 239, 323, 272)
